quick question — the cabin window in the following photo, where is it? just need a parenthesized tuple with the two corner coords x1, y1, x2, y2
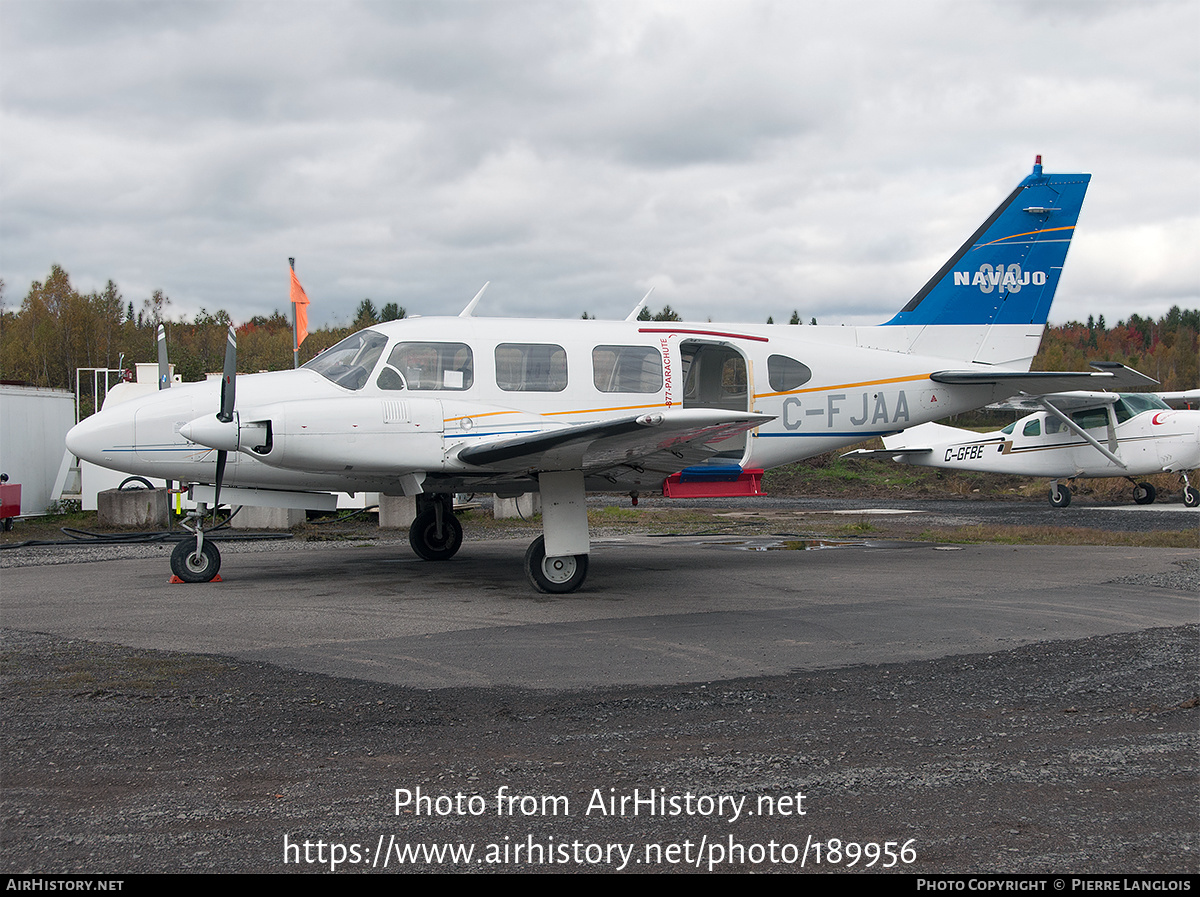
(303, 330, 388, 390)
(495, 343, 567, 392)
(767, 354, 812, 392)
(1071, 408, 1109, 430)
(592, 346, 662, 393)
(1023, 419, 1041, 437)
(378, 342, 473, 391)
(1045, 416, 1064, 435)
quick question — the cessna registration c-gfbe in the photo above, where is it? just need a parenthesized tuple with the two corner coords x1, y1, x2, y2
(845, 387, 1200, 508)
(69, 159, 1127, 592)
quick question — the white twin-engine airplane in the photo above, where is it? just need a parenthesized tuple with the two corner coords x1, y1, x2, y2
(68, 159, 1134, 592)
(845, 385, 1200, 508)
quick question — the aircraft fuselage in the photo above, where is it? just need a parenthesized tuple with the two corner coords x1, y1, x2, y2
(68, 315, 1024, 497)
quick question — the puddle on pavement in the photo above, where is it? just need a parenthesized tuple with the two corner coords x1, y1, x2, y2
(703, 537, 929, 551)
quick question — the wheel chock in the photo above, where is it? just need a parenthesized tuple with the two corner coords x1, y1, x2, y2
(169, 574, 223, 584)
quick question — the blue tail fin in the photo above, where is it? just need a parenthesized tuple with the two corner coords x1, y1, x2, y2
(884, 159, 1091, 328)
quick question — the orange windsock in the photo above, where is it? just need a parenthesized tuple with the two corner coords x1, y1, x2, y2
(290, 268, 310, 348)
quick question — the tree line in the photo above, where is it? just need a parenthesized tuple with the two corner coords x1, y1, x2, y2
(1, 266, 1195, 393)
(0, 267, 404, 388)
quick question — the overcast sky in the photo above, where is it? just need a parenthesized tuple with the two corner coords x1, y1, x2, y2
(2, 0, 1197, 330)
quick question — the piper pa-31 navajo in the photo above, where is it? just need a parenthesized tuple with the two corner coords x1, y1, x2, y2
(844, 385, 1200, 508)
(68, 159, 1135, 592)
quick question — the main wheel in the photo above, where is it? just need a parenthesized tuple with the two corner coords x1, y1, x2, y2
(409, 509, 463, 560)
(170, 539, 221, 583)
(1184, 486, 1200, 508)
(524, 535, 588, 594)
(1048, 484, 1072, 508)
(1133, 482, 1156, 505)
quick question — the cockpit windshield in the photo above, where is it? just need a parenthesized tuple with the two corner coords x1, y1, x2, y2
(1114, 392, 1170, 422)
(302, 331, 388, 390)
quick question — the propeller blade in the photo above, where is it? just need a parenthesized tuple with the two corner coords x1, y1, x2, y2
(213, 324, 237, 510)
(157, 324, 171, 390)
(218, 325, 236, 423)
(214, 450, 227, 510)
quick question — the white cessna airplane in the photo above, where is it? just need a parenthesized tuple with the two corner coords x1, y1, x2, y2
(68, 158, 1133, 592)
(845, 384, 1200, 508)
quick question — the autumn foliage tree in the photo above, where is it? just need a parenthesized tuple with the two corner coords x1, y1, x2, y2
(3, 267, 1196, 397)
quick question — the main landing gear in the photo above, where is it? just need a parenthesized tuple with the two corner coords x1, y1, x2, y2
(524, 535, 589, 594)
(1048, 481, 1072, 508)
(1181, 473, 1199, 509)
(407, 476, 593, 594)
(1129, 479, 1156, 505)
(408, 493, 464, 561)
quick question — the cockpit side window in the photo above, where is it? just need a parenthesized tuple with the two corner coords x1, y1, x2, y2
(380, 342, 473, 391)
(303, 331, 388, 390)
(1071, 408, 1109, 430)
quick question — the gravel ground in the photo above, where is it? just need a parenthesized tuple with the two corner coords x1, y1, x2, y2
(1, 622, 1196, 874)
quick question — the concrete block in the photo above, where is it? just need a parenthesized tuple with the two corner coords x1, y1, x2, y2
(493, 493, 540, 519)
(97, 488, 169, 529)
(230, 505, 305, 529)
(378, 494, 417, 529)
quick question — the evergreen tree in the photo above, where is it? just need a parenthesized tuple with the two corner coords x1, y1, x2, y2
(353, 299, 379, 329)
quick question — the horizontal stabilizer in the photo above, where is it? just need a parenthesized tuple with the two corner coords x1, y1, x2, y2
(931, 365, 1153, 396)
(843, 447, 933, 459)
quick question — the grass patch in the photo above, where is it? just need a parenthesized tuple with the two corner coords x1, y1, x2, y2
(2, 647, 235, 695)
(912, 525, 1198, 548)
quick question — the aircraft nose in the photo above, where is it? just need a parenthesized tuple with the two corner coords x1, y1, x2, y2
(66, 408, 122, 466)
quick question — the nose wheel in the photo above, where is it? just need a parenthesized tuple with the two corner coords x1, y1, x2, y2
(170, 538, 221, 583)
(524, 535, 588, 593)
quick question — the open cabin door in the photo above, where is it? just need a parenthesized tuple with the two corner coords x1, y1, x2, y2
(679, 340, 751, 462)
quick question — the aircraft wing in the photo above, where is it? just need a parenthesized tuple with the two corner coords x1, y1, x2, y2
(1159, 389, 1200, 409)
(456, 409, 774, 475)
(986, 391, 1121, 413)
